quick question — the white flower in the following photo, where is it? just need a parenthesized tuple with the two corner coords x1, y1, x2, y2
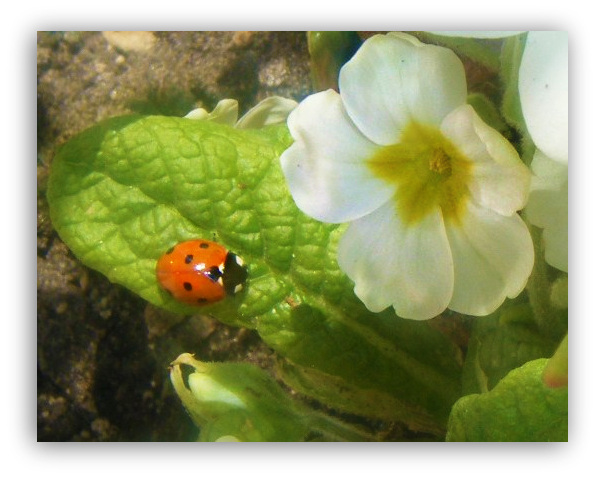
(519, 31, 568, 165)
(280, 33, 534, 320)
(519, 31, 568, 272)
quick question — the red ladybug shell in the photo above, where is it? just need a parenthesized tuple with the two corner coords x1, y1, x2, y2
(156, 239, 247, 306)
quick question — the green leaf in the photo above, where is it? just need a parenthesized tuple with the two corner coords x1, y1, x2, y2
(498, 33, 542, 165)
(48, 114, 463, 431)
(500, 33, 526, 126)
(262, 304, 463, 435)
(48, 115, 296, 327)
(550, 276, 568, 310)
(446, 359, 568, 442)
(307, 31, 361, 91)
(461, 303, 560, 395)
(467, 93, 509, 134)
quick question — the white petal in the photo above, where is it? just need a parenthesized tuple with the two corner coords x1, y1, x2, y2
(338, 201, 453, 320)
(519, 31, 568, 163)
(236, 96, 298, 129)
(446, 202, 534, 316)
(184, 99, 239, 126)
(525, 150, 568, 272)
(280, 90, 395, 223)
(339, 33, 467, 145)
(441, 104, 531, 215)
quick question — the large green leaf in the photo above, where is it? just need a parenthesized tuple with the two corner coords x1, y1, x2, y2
(47, 115, 463, 432)
(48, 115, 298, 326)
(447, 359, 567, 442)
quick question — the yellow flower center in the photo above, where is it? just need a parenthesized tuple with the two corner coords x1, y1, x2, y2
(368, 121, 472, 225)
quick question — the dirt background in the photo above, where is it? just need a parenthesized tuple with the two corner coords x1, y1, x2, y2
(37, 31, 314, 441)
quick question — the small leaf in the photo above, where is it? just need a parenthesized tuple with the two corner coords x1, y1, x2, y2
(446, 359, 567, 442)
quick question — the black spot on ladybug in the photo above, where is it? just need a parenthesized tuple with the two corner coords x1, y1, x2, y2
(206, 265, 223, 282)
(184, 254, 193, 264)
(183, 282, 193, 291)
(199, 242, 209, 249)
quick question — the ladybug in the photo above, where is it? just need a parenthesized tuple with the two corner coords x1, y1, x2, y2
(156, 239, 248, 306)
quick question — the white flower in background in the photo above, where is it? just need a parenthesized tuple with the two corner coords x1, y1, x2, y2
(519, 31, 568, 272)
(519, 31, 568, 165)
(280, 32, 534, 320)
